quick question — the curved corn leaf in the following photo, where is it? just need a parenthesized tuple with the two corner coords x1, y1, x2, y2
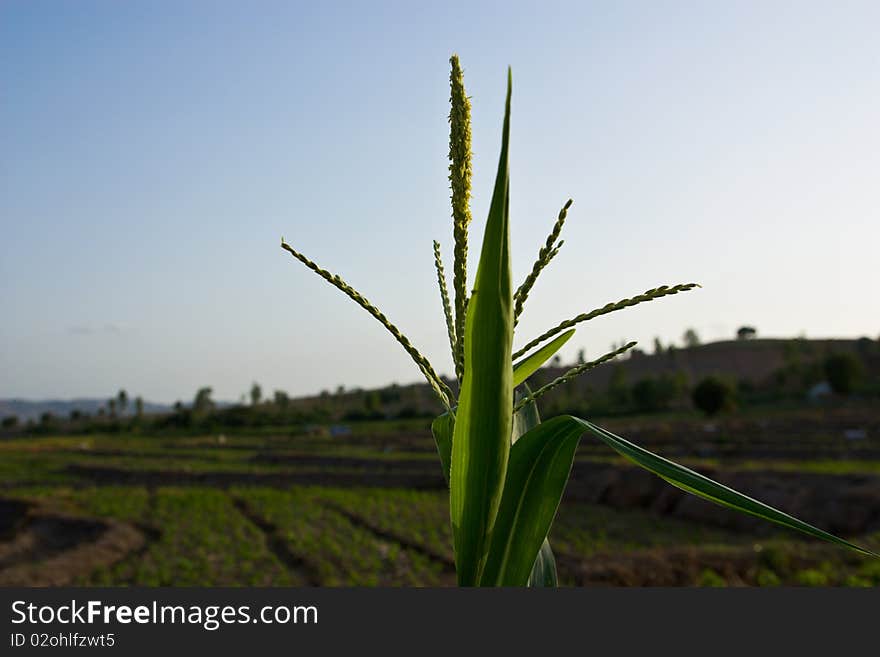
(512, 329, 575, 387)
(450, 69, 514, 586)
(482, 412, 877, 587)
(510, 390, 559, 587)
(528, 539, 558, 587)
(574, 417, 880, 558)
(480, 416, 583, 586)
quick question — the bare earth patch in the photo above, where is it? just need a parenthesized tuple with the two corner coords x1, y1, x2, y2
(0, 497, 146, 586)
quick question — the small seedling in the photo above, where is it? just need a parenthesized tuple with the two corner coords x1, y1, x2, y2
(282, 56, 877, 586)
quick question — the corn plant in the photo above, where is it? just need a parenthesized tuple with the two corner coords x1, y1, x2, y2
(282, 56, 878, 586)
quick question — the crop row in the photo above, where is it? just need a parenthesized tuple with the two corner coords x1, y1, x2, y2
(232, 487, 451, 586)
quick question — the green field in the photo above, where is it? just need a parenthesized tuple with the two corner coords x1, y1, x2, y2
(1, 408, 879, 586)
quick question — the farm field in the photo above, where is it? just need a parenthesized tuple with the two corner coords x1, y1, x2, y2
(1, 405, 879, 587)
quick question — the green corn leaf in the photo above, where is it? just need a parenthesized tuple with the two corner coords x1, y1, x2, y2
(450, 69, 514, 586)
(510, 388, 559, 587)
(574, 417, 880, 558)
(482, 411, 878, 587)
(430, 385, 543, 485)
(431, 411, 455, 485)
(512, 329, 575, 387)
(511, 389, 540, 446)
(528, 539, 558, 587)
(433, 351, 561, 487)
(479, 416, 583, 586)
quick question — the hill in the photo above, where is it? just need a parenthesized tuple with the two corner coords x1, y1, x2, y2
(0, 398, 172, 422)
(3, 336, 876, 427)
(549, 338, 867, 390)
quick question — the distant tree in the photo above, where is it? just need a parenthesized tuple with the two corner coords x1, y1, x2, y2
(250, 382, 262, 406)
(632, 375, 679, 413)
(683, 328, 701, 348)
(69, 409, 82, 422)
(336, 385, 346, 397)
(607, 365, 630, 408)
(737, 326, 757, 341)
(632, 378, 663, 413)
(107, 398, 117, 418)
(39, 411, 54, 427)
(97, 407, 106, 418)
(173, 401, 183, 413)
(364, 390, 382, 414)
(274, 390, 290, 408)
(692, 377, 736, 416)
(193, 387, 214, 415)
(397, 405, 426, 420)
(653, 337, 663, 355)
(379, 384, 401, 405)
(134, 396, 144, 419)
(117, 389, 128, 416)
(577, 349, 586, 364)
(551, 355, 562, 368)
(1, 416, 18, 429)
(824, 353, 863, 395)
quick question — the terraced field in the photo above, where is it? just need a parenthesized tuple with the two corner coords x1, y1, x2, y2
(1, 407, 879, 586)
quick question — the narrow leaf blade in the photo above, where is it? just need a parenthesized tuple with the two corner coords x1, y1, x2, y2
(450, 69, 515, 586)
(575, 417, 880, 558)
(431, 411, 455, 484)
(511, 386, 559, 585)
(480, 416, 583, 586)
(528, 539, 558, 587)
(511, 384, 540, 445)
(512, 329, 575, 387)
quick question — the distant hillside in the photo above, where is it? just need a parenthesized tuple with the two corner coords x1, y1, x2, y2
(543, 338, 868, 391)
(0, 398, 172, 422)
(3, 337, 875, 426)
(516, 336, 880, 416)
(271, 337, 874, 420)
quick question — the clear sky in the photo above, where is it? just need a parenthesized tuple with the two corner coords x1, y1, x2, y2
(2, 1, 878, 404)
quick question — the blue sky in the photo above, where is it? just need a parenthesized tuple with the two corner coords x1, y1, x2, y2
(2, 1, 878, 403)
